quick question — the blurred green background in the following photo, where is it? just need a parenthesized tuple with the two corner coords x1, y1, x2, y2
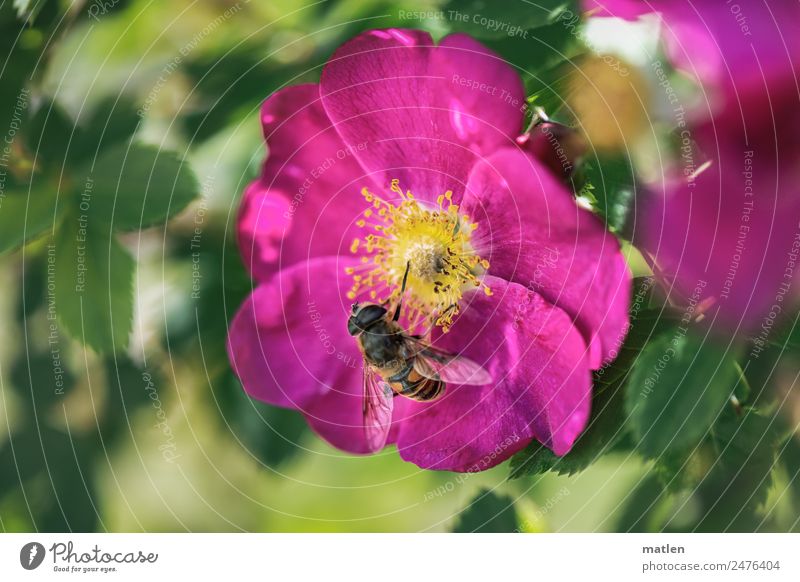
(1, 0, 798, 533)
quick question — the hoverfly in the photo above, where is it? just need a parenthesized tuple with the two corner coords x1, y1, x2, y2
(347, 265, 491, 452)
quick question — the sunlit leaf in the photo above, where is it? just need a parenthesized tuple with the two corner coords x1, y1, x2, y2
(575, 155, 636, 234)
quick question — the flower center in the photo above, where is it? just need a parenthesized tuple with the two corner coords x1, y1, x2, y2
(346, 179, 491, 332)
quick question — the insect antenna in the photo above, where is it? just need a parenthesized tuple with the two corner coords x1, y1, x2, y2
(393, 261, 411, 322)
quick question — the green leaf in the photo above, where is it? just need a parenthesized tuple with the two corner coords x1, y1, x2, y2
(25, 100, 78, 168)
(485, 14, 583, 80)
(575, 155, 636, 234)
(614, 473, 672, 532)
(509, 443, 558, 478)
(9, 348, 75, 411)
(524, 59, 577, 122)
(777, 435, 800, 531)
(627, 330, 738, 459)
(652, 447, 707, 492)
(452, 489, 518, 532)
(26, 97, 140, 169)
(444, 1, 584, 123)
(782, 314, 800, 351)
(52, 213, 134, 352)
(0, 188, 58, 253)
(0, 2, 63, 144)
(695, 409, 781, 531)
(100, 357, 161, 445)
(743, 312, 800, 408)
(167, 239, 251, 372)
(181, 43, 324, 141)
(444, 0, 577, 39)
(739, 349, 785, 410)
(70, 96, 140, 164)
(76, 143, 199, 231)
(0, 426, 100, 532)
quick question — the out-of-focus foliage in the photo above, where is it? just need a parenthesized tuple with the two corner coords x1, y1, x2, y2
(452, 489, 518, 533)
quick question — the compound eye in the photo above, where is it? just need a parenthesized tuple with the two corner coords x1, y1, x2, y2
(360, 304, 387, 325)
(347, 316, 361, 336)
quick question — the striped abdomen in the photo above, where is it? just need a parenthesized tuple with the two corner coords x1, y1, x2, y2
(389, 364, 445, 402)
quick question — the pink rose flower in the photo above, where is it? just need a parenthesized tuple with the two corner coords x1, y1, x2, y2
(227, 29, 631, 472)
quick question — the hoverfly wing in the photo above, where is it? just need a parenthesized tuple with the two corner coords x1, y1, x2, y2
(409, 340, 492, 386)
(362, 362, 394, 452)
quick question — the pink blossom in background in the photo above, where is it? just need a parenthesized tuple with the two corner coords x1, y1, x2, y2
(583, 0, 651, 20)
(588, 1, 800, 330)
(227, 29, 631, 472)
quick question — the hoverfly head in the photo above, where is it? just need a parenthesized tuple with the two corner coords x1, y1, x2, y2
(347, 303, 387, 336)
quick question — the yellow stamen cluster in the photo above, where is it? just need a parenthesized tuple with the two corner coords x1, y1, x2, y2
(346, 179, 491, 332)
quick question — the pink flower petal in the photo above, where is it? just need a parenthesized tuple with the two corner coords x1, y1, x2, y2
(461, 148, 631, 369)
(583, 0, 652, 19)
(238, 84, 371, 282)
(431, 33, 526, 155)
(640, 151, 800, 330)
(304, 385, 415, 455)
(627, 2, 800, 330)
(396, 276, 592, 472)
(320, 29, 524, 201)
(657, 2, 800, 99)
(227, 257, 362, 410)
